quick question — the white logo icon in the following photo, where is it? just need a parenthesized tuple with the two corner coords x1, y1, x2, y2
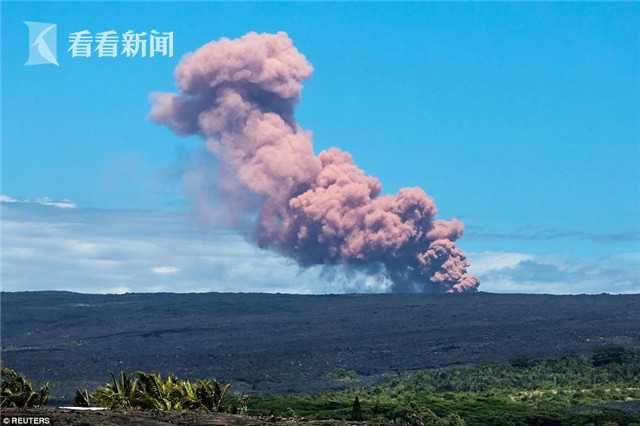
(25, 21, 59, 66)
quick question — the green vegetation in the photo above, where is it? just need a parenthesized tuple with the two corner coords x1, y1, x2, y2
(247, 347, 640, 425)
(3, 348, 640, 425)
(0, 367, 49, 408)
(74, 371, 243, 413)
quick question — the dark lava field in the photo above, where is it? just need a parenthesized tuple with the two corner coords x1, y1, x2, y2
(2, 291, 639, 404)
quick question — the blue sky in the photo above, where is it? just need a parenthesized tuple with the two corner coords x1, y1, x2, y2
(2, 2, 639, 294)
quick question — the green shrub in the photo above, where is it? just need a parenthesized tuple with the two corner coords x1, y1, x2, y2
(0, 367, 49, 408)
(350, 396, 363, 421)
(73, 388, 91, 407)
(84, 371, 234, 412)
(442, 413, 466, 426)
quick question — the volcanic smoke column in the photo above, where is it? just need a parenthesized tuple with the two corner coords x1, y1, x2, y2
(150, 32, 479, 293)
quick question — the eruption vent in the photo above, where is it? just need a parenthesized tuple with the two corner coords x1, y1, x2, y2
(151, 32, 479, 293)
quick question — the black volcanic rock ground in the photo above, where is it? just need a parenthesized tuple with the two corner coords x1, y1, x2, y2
(2, 291, 639, 404)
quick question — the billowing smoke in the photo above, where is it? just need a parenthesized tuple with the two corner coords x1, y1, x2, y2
(151, 32, 479, 293)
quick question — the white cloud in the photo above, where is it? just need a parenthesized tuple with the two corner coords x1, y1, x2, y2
(468, 251, 640, 294)
(0, 194, 18, 203)
(467, 251, 533, 276)
(0, 194, 76, 209)
(1, 200, 638, 295)
(151, 266, 180, 275)
(34, 197, 77, 209)
(0, 202, 331, 294)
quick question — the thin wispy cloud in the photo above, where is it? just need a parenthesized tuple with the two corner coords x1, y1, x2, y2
(466, 227, 640, 244)
(1, 194, 77, 209)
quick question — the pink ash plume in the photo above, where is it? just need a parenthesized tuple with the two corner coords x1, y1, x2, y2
(150, 31, 479, 293)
